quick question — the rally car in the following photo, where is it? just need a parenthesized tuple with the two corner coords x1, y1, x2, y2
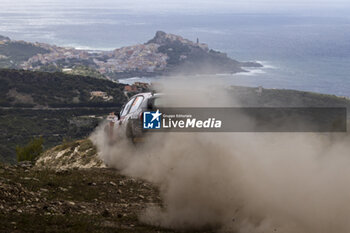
(106, 92, 163, 143)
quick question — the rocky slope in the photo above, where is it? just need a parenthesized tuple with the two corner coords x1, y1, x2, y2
(0, 162, 170, 233)
(35, 139, 105, 171)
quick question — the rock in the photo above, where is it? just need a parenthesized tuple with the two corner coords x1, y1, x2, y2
(67, 201, 75, 206)
(40, 188, 49, 192)
(109, 181, 117, 186)
(87, 182, 96, 186)
(35, 139, 105, 171)
(59, 187, 68, 192)
(18, 161, 33, 169)
(138, 195, 145, 199)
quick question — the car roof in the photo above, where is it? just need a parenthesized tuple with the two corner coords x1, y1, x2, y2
(130, 92, 163, 99)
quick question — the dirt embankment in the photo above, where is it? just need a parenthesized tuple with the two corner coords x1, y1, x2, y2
(0, 140, 180, 233)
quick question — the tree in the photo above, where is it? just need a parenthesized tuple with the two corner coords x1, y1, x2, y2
(16, 137, 44, 162)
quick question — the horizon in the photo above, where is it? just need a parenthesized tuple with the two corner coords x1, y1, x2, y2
(1, 0, 350, 15)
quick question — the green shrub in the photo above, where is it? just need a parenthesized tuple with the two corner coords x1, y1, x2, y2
(16, 137, 44, 162)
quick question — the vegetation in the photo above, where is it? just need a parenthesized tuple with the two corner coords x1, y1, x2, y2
(0, 69, 126, 107)
(0, 69, 127, 163)
(16, 137, 44, 162)
(62, 65, 106, 79)
(229, 86, 350, 108)
(157, 40, 246, 74)
(0, 69, 349, 163)
(158, 41, 191, 65)
(0, 108, 119, 163)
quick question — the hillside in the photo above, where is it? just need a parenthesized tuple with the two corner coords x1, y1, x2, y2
(230, 86, 350, 109)
(147, 31, 261, 75)
(0, 161, 172, 233)
(0, 69, 127, 163)
(0, 139, 183, 232)
(0, 69, 126, 108)
(1, 69, 349, 164)
(0, 38, 49, 69)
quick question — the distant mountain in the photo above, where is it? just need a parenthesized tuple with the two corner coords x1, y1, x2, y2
(0, 36, 49, 69)
(0, 32, 261, 79)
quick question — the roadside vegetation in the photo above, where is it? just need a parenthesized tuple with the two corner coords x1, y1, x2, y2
(16, 137, 44, 162)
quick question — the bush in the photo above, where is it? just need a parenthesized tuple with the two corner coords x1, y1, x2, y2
(16, 137, 44, 162)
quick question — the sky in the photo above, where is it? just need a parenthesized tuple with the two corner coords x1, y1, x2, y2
(1, 0, 350, 15)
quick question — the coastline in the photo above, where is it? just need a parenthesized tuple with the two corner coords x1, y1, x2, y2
(117, 61, 350, 99)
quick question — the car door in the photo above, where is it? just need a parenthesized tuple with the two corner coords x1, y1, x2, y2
(127, 95, 145, 136)
(128, 95, 144, 118)
(117, 97, 135, 137)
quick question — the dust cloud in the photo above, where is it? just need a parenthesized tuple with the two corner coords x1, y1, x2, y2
(91, 76, 350, 233)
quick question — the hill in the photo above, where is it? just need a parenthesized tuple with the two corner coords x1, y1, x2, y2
(0, 37, 49, 69)
(0, 69, 126, 108)
(0, 69, 127, 163)
(147, 31, 261, 75)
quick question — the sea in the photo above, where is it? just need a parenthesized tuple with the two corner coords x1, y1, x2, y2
(1, 2, 350, 97)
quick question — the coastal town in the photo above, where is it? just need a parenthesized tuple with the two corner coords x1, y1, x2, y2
(7, 31, 216, 79)
(21, 42, 169, 75)
(1, 31, 261, 79)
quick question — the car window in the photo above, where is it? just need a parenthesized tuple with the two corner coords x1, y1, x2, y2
(129, 96, 144, 113)
(120, 98, 134, 117)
